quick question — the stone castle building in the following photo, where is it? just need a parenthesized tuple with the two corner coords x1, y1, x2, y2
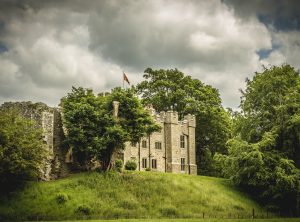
(123, 105, 197, 175)
(0, 101, 197, 180)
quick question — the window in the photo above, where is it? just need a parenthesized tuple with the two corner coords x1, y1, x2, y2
(152, 159, 157, 169)
(142, 140, 147, 148)
(131, 142, 137, 147)
(180, 135, 185, 148)
(181, 158, 185, 171)
(142, 158, 147, 168)
(155, 141, 162, 149)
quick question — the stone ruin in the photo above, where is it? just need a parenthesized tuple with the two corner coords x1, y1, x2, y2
(0, 100, 197, 179)
(0, 102, 70, 180)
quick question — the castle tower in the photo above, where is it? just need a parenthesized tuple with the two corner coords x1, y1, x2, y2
(184, 114, 197, 175)
(122, 106, 197, 175)
(164, 111, 180, 173)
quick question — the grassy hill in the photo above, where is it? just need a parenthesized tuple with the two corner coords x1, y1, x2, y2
(0, 171, 271, 221)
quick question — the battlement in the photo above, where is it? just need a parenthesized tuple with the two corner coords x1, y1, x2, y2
(149, 108, 195, 127)
(165, 110, 178, 124)
(183, 114, 196, 128)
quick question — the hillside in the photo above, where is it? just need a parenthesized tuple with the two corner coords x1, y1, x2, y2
(0, 171, 270, 221)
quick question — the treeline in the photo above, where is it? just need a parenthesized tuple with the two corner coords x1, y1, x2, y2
(215, 65, 300, 215)
(0, 64, 299, 215)
(135, 65, 300, 215)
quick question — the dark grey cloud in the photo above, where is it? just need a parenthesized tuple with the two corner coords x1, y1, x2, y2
(224, 0, 300, 31)
(0, 0, 299, 108)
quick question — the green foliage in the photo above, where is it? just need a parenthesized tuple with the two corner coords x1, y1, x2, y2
(215, 137, 300, 213)
(197, 148, 220, 177)
(61, 87, 160, 170)
(115, 159, 123, 172)
(0, 109, 46, 191)
(238, 65, 300, 166)
(55, 193, 68, 204)
(75, 204, 91, 215)
(218, 65, 300, 215)
(136, 68, 232, 175)
(124, 160, 137, 171)
(159, 206, 178, 217)
(0, 171, 268, 220)
(61, 87, 103, 165)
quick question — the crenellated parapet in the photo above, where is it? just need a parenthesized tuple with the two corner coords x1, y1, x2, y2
(183, 114, 196, 128)
(165, 110, 178, 124)
(150, 109, 195, 128)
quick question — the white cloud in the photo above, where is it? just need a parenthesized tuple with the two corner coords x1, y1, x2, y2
(0, 7, 126, 106)
(262, 31, 300, 68)
(0, 0, 298, 109)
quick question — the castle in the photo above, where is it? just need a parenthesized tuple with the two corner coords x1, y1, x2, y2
(122, 105, 197, 175)
(0, 101, 197, 180)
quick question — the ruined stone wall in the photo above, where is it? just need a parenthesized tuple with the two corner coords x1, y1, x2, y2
(0, 102, 70, 180)
(1, 101, 197, 178)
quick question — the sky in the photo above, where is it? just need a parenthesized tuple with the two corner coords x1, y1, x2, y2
(0, 0, 299, 108)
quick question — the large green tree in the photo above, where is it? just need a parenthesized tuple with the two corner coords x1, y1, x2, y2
(61, 87, 160, 170)
(0, 109, 46, 191)
(215, 136, 300, 214)
(215, 65, 300, 215)
(238, 64, 300, 166)
(136, 68, 232, 175)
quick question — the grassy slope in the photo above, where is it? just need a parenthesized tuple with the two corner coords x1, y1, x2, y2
(72, 219, 299, 222)
(0, 171, 270, 221)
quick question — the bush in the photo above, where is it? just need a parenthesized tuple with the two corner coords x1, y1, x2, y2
(55, 193, 68, 204)
(160, 206, 178, 217)
(75, 204, 91, 215)
(145, 167, 151, 171)
(115, 159, 123, 172)
(0, 109, 46, 192)
(125, 160, 137, 171)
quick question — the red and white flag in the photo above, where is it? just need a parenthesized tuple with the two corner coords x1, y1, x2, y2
(123, 72, 130, 85)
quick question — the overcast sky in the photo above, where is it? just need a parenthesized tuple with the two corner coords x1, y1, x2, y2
(0, 0, 299, 108)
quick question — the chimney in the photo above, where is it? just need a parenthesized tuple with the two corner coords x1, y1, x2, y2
(112, 101, 120, 118)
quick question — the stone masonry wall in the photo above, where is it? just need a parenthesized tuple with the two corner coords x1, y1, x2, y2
(1, 101, 197, 179)
(123, 109, 197, 175)
(0, 102, 70, 180)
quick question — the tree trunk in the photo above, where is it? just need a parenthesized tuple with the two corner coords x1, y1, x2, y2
(101, 147, 115, 171)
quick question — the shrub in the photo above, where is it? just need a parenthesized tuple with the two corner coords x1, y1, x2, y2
(145, 167, 151, 171)
(160, 206, 178, 217)
(0, 109, 46, 192)
(125, 160, 137, 171)
(115, 159, 123, 172)
(75, 204, 91, 215)
(55, 193, 68, 204)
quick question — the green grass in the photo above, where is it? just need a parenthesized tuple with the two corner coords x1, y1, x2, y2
(61, 219, 300, 222)
(0, 171, 276, 221)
